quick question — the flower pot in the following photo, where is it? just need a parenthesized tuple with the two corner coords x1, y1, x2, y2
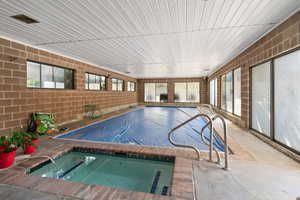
(0, 150, 16, 169)
(24, 139, 39, 154)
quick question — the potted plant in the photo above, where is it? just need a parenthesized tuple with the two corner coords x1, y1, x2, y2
(0, 134, 19, 169)
(21, 132, 39, 154)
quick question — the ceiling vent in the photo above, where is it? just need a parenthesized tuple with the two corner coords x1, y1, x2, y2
(11, 14, 39, 24)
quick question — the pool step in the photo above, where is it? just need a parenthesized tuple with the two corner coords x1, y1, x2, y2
(150, 171, 161, 194)
(161, 186, 169, 196)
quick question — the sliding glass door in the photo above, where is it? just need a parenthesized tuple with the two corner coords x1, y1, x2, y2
(251, 62, 271, 137)
(274, 50, 300, 152)
(251, 49, 300, 153)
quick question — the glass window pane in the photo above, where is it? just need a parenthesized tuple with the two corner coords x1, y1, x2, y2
(144, 83, 155, 102)
(155, 83, 168, 102)
(274, 50, 300, 152)
(221, 75, 226, 110)
(41, 65, 55, 88)
(54, 67, 65, 89)
(118, 80, 123, 91)
(251, 62, 271, 137)
(214, 79, 218, 106)
(210, 80, 214, 105)
(100, 76, 106, 90)
(112, 78, 117, 91)
(89, 74, 98, 90)
(95, 75, 100, 90)
(174, 83, 186, 102)
(187, 82, 200, 102)
(27, 62, 40, 88)
(234, 68, 241, 116)
(127, 82, 130, 91)
(225, 71, 233, 112)
(64, 69, 73, 89)
(85, 73, 89, 89)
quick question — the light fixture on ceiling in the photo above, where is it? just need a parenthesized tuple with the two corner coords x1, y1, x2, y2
(11, 14, 39, 24)
(203, 69, 210, 72)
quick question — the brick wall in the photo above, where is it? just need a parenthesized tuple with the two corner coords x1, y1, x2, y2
(208, 11, 300, 128)
(137, 78, 208, 104)
(0, 37, 137, 135)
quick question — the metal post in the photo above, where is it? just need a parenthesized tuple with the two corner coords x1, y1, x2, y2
(209, 120, 214, 162)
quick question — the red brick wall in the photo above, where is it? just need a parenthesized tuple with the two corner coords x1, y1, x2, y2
(0, 37, 137, 135)
(208, 11, 300, 128)
(137, 78, 208, 104)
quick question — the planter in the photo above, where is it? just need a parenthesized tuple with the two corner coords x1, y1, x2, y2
(0, 150, 16, 169)
(24, 139, 39, 154)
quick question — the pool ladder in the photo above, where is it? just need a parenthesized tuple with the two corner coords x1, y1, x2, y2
(167, 104, 229, 170)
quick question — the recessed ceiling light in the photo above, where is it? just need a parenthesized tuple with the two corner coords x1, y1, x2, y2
(203, 69, 210, 72)
(11, 14, 39, 24)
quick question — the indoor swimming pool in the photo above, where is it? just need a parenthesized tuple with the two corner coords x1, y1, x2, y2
(56, 107, 224, 151)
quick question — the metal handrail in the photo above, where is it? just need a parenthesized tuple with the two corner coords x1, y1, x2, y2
(167, 113, 213, 160)
(200, 122, 221, 164)
(198, 105, 229, 170)
(168, 105, 229, 170)
(212, 115, 229, 170)
(198, 105, 228, 170)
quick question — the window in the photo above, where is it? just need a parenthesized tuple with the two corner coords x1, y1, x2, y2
(274, 50, 300, 152)
(85, 73, 106, 90)
(233, 68, 241, 116)
(251, 49, 300, 154)
(112, 78, 124, 91)
(251, 61, 271, 137)
(27, 61, 74, 89)
(221, 67, 241, 115)
(127, 81, 136, 92)
(144, 83, 168, 102)
(210, 79, 217, 106)
(174, 82, 200, 103)
(221, 75, 226, 110)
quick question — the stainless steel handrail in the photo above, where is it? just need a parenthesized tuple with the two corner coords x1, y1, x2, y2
(212, 115, 229, 170)
(200, 122, 221, 164)
(197, 105, 229, 170)
(167, 113, 213, 160)
(168, 105, 229, 170)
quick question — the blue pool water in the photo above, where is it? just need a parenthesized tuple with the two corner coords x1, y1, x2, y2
(56, 107, 224, 151)
(30, 150, 174, 194)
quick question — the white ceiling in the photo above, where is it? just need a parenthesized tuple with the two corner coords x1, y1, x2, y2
(0, 0, 300, 78)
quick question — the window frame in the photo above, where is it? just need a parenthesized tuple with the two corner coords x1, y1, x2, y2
(174, 82, 200, 103)
(209, 78, 218, 106)
(127, 81, 136, 92)
(220, 67, 241, 116)
(85, 72, 107, 91)
(144, 82, 168, 103)
(249, 47, 300, 155)
(112, 78, 124, 91)
(26, 60, 74, 90)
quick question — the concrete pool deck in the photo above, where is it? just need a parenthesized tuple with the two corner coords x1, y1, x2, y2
(0, 108, 299, 200)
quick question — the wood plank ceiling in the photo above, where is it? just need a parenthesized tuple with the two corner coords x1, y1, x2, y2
(0, 0, 299, 78)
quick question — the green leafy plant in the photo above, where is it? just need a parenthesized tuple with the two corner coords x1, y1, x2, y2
(17, 131, 39, 150)
(0, 132, 22, 153)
